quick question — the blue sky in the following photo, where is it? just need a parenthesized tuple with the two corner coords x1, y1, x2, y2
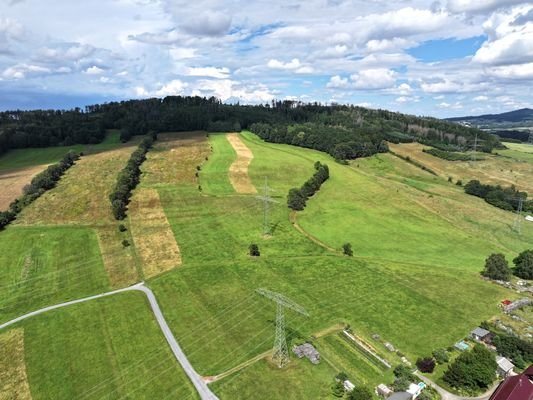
(0, 0, 532, 117)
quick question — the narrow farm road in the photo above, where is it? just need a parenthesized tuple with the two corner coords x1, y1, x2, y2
(0, 282, 219, 400)
(415, 371, 498, 400)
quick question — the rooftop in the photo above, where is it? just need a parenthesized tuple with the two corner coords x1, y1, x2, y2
(490, 364, 533, 400)
(472, 327, 491, 337)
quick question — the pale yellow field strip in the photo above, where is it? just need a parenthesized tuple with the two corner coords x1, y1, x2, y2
(129, 188, 181, 278)
(0, 328, 32, 400)
(0, 165, 46, 211)
(226, 133, 257, 194)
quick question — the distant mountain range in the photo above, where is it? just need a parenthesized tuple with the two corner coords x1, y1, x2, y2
(447, 108, 533, 125)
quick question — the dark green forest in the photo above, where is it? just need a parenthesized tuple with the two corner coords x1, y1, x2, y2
(0, 96, 500, 160)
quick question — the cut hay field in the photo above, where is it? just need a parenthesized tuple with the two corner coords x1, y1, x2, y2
(0, 164, 46, 211)
(1, 291, 198, 400)
(388, 142, 533, 193)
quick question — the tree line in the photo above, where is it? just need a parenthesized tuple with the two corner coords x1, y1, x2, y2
(0, 96, 499, 158)
(464, 180, 533, 212)
(482, 250, 533, 280)
(423, 148, 478, 161)
(109, 136, 154, 220)
(0, 151, 80, 229)
(287, 162, 330, 211)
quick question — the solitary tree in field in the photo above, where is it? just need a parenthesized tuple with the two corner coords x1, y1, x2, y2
(343, 243, 353, 257)
(513, 250, 533, 279)
(482, 253, 511, 281)
(249, 243, 260, 257)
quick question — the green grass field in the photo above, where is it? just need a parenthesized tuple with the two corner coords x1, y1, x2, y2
(0, 130, 124, 172)
(200, 133, 237, 194)
(0, 226, 109, 324)
(17, 291, 198, 399)
(1, 130, 530, 399)
(498, 142, 533, 163)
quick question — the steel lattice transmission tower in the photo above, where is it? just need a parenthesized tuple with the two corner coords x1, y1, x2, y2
(256, 288, 309, 368)
(528, 130, 533, 146)
(513, 197, 524, 235)
(472, 132, 478, 162)
(256, 177, 278, 236)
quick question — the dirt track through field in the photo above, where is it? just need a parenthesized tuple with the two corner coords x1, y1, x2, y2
(0, 328, 32, 400)
(226, 133, 257, 194)
(0, 165, 46, 211)
(129, 188, 182, 278)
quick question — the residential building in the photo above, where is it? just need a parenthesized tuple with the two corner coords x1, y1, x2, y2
(471, 327, 491, 342)
(490, 364, 533, 400)
(496, 356, 515, 378)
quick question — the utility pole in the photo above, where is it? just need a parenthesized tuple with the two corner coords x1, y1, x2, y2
(256, 177, 278, 236)
(513, 197, 524, 235)
(256, 288, 309, 368)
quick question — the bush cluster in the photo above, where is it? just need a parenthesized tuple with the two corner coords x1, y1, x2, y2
(423, 148, 475, 161)
(109, 137, 153, 220)
(464, 180, 532, 212)
(0, 151, 80, 229)
(443, 345, 496, 391)
(287, 162, 329, 211)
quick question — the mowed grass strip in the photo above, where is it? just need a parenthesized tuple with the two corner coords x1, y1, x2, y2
(0, 226, 109, 324)
(141, 131, 210, 187)
(316, 333, 393, 388)
(21, 291, 199, 400)
(0, 328, 32, 400)
(128, 188, 181, 278)
(226, 133, 257, 194)
(388, 142, 533, 193)
(0, 164, 47, 211)
(200, 133, 236, 195)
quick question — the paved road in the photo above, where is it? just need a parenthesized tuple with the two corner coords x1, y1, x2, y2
(0, 283, 145, 330)
(0, 282, 219, 400)
(415, 371, 498, 400)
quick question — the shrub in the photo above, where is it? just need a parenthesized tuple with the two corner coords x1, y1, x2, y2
(443, 344, 497, 391)
(456, 180, 463, 186)
(343, 243, 353, 256)
(335, 372, 348, 381)
(122, 239, 130, 247)
(482, 253, 511, 281)
(118, 224, 127, 232)
(249, 243, 260, 257)
(348, 386, 372, 400)
(432, 348, 449, 364)
(416, 357, 436, 373)
(513, 250, 533, 280)
(287, 162, 329, 211)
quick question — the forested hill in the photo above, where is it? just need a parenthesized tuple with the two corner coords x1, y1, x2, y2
(0, 97, 500, 160)
(447, 108, 533, 124)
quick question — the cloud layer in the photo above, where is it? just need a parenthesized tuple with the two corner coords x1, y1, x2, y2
(0, 0, 531, 116)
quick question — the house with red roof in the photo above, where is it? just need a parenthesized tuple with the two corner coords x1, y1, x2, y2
(489, 364, 533, 400)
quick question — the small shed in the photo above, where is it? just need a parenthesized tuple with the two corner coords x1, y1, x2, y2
(343, 380, 355, 392)
(376, 384, 393, 397)
(471, 327, 491, 342)
(496, 356, 515, 377)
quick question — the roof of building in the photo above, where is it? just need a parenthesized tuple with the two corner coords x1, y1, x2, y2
(490, 364, 533, 400)
(407, 382, 422, 395)
(472, 327, 491, 337)
(497, 356, 515, 372)
(389, 393, 412, 400)
(377, 384, 392, 394)
(343, 380, 355, 391)
(502, 299, 513, 305)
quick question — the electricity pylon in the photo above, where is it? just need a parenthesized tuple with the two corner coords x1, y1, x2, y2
(256, 288, 309, 368)
(513, 197, 524, 235)
(256, 177, 278, 236)
(528, 130, 533, 145)
(472, 132, 478, 162)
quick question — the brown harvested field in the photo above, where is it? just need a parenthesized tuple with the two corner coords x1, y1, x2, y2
(15, 143, 140, 225)
(226, 133, 257, 194)
(0, 328, 32, 400)
(0, 165, 46, 211)
(142, 131, 210, 186)
(388, 142, 533, 193)
(128, 188, 181, 278)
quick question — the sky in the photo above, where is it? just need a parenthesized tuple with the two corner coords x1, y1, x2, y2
(0, 0, 532, 117)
